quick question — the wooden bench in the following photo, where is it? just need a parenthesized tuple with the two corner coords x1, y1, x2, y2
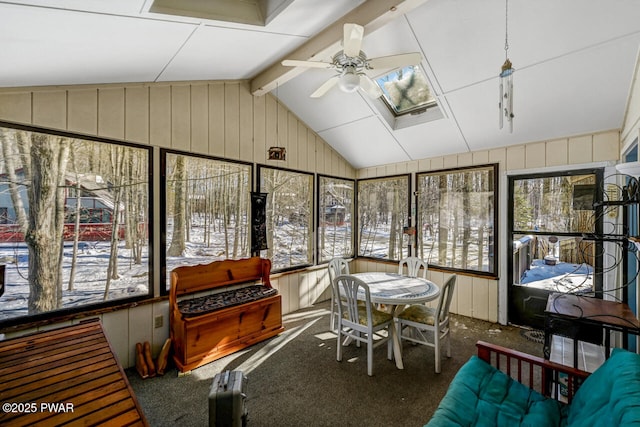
(0, 318, 148, 426)
(170, 257, 284, 373)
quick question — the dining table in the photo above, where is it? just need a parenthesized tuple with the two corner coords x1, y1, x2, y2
(351, 271, 440, 369)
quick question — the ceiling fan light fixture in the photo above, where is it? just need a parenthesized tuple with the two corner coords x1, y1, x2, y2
(338, 66, 360, 93)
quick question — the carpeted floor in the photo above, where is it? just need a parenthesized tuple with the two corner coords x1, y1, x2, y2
(127, 301, 543, 427)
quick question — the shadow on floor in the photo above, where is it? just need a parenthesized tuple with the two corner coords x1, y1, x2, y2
(128, 301, 543, 427)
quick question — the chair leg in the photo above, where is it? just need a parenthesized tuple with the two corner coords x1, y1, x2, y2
(434, 330, 441, 374)
(387, 326, 394, 361)
(336, 330, 343, 362)
(367, 335, 373, 376)
(445, 331, 451, 358)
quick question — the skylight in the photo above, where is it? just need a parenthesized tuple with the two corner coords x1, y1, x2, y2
(375, 65, 436, 116)
(149, 0, 293, 26)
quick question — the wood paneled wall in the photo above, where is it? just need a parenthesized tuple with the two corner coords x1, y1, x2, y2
(355, 129, 620, 324)
(0, 79, 624, 366)
(0, 80, 354, 367)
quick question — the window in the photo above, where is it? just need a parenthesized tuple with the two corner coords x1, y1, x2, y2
(258, 166, 313, 271)
(375, 65, 436, 116)
(416, 165, 498, 275)
(162, 151, 252, 291)
(317, 175, 355, 262)
(372, 65, 444, 130)
(358, 175, 410, 260)
(0, 124, 151, 326)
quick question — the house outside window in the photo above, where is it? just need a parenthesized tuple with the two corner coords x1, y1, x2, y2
(318, 175, 355, 262)
(0, 124, 151, 326)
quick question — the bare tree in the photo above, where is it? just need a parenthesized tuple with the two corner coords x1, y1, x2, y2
(25, 133, 70, 313)
(68, 147, 82, 291)
(104, 146, 126, 299)
(0, 129, 29, 235)
(167, 155, 186, 256)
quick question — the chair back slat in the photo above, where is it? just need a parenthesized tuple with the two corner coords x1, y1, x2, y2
(398, 256, 427, 278)
(333, 274, 372, 327)
(328, 258, 349, 282)
(437, 274, 457, 323)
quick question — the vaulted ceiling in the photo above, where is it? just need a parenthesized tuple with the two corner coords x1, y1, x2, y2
(1, 0, 639, 168)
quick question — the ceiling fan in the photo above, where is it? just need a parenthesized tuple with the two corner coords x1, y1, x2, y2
(281, 23, 422, 98)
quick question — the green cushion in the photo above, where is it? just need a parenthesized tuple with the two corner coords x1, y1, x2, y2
(425, 355, 568, 427)
(568, 347, 640, 426)
(398, 304, 436, 325)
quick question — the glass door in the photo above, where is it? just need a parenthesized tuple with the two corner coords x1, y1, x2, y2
(508, 169, 603, 329)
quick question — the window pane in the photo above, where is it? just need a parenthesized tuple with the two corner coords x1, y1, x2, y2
(318, 176, 354, 262)
(0, 126, 150, 323)
(358, 175, 409, 260)
(164, 153, 251, 290)
(259, 167, 313, 270)
(512, 233, 596, 291)
(417, 166, 496, 273)
(512, 174, 596, 233)
(375, 65, 436, 116)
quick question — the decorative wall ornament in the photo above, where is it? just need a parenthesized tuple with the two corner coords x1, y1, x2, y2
(251, 192, 268, 253)
(268, 146, 286, 161)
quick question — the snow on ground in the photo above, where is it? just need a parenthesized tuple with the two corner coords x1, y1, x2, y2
(1, 241, 149, 320)
(519, 259, 593, 293)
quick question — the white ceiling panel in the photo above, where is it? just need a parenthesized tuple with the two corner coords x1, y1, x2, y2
(394, 119, 468, 160)
(6, 0, 147, 15)
(407, 0, 640, 93)
(277, 71, 375, 132)
(446, 32, 640, 153)
(0, 0, 638, 168)
(0, 4, 195, 87)
(318, 116, 411, 169)
(159, 25, 305, 81)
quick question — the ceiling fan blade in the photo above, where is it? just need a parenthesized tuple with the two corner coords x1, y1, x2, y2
(282, 59, 334, 69)
(368, 52, 422, 70)
(310, 76, 339, 98)
(359, 74, 383, 98)
(343, 23, 364, 57)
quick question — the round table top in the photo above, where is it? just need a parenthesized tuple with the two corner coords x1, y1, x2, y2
(351, 272, 440, 305)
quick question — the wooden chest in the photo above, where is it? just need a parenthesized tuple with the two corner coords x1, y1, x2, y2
(170, 257, 284, 373)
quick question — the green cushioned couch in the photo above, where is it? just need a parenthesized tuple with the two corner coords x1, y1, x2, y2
(426, 347, 640, 427)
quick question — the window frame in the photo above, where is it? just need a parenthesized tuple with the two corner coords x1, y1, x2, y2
(160, 149, 254, 295)
(257, 164, 315, 273)
(0, 121, 153, 328)
(316, 173, 355, 264)
(415, 164, 499, 278)
(507, 167, 605, 296)
(356, 173, 411, 262)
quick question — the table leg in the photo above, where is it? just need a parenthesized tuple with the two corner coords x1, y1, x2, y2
(391, 305, 404, 370)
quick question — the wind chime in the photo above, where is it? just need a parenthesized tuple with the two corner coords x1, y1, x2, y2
(499, 0, 514, 133)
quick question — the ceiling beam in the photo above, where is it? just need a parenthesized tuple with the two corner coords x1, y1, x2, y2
(249, 0, 429, 96)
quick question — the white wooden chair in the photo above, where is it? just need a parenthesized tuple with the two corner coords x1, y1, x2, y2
(333, 274, 394, 376)
(327, 258, 349, 331)
(398, 256, 427, 278)
(395, 274, 456, 373)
